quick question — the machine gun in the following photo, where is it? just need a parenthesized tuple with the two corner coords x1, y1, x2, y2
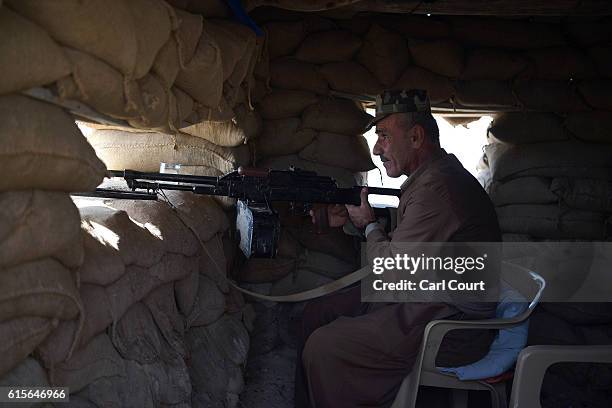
(76, 167, 401, 258)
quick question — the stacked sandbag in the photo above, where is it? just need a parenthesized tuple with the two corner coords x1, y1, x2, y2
(0, 93, 105, 378)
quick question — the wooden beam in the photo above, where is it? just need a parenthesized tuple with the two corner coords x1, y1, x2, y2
(349, 0, 612, 16)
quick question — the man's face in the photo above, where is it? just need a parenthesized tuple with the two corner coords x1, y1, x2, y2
(372, 114, 416, 178)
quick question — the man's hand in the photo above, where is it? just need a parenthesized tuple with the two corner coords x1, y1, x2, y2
(346, 187, 376, 228)
(310, 204, 349, 228)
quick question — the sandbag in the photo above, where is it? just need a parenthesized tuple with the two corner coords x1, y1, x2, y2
(200, 234, 229, 292)
(299, 133, 376, 172)
(295, 30, 362, 64)
(0, 7, 71, 94)
(0, 358, 49, 389)
(128, 74, 171, 130)
(206, 20, 255, 83)
(461, 49, 528, 80)
(527, 47, 595, 80)
(375, 15, 450, 39)
(270, 59, 328, 94)
(5, 0, 138, 76)
(107, 199, 201, 257)
(270, 269, 333, 295)
(0, 191, 82, 268)
(79, 205, 165, 267)
(112, 302, 164, 363)
(0, 95, 106, 192)
(0, 258, 81, 322)
(588, 45, 612, 78)
(513, 80, 589, 112)
(0, 317, 56, 377)
(187, 275, 226, 327)
(393, 66, 454, 104)
(183, 0, 231, 17)
(175, 270, 199, 316)
(234, 104, 263, 140)
(356, 24, 410, 86)
(198, 315, 249, 365)
(487, 112, 568, 144)
(564, 111, 612, 143)
(290, 221, 358, 264)
(256, 118, 317, 157)
(452, 18, 565, 49)
(87, 130, 250, 173)
(408, 39, 464, 78)
(175, 8, 203, 65)
(488, 177, 555, 206)
(238, 257, 296, 283)
(318, 62, 383, 95)
(485, 142, 612, 181)
(175, 32, 223, 107)
(162, 191, 229, 242)
(455, 80, 518, 109)
(173, 86, 195, 122)
(297, 249, 356, 279)
(578, 80, 612, 111)
(57, 48, 143, 120)
(261, 154, 360, 188)
(550, 178, 612, 212)
(497, 205, 607, 240)
(181, 118, 248, 147)
(257, 90, 318, 119)
(79, 232, 126, 286)
(301, 98, 372, 135)
(152, 36, 181, 87)
(264, 21, 306, 59)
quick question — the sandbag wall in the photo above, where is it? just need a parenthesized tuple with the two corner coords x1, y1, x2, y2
(483, 113, 612, 405)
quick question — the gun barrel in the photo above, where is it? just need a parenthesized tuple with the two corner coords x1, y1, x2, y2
(364, 186, 402, 197)
(107, 169, 220, 186)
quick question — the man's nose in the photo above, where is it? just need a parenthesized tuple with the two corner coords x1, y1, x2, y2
(372, 139, 383, 155)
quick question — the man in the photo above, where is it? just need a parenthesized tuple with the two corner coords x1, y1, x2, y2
(295, 89, 501, 408)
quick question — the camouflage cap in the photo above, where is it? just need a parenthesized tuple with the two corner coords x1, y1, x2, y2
(365, 89, 431, 130)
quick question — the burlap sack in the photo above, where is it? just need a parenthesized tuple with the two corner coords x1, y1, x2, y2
(374, 15, 450, 39)
(175, 8, 203, 65)
(301, 98, 372, 135)
(256, 118, 317, 157)
(235, 104, 263, 140)
(551, 178, 612, 212)
(175, 270, 199, 316)
(497, 205, 607, 240)
(0, 95, 106, 192)
(297, 248, 356, 279)
(173, 86, 195, 122)
(299, 133, 375, 172)
(0, 317, 56, 377)
(175, 33, 224, 107)
(238, 257, 296, 283)
(200, 234, 229, 292)
(527, 47, 595, 80)
(108, 199, 201, 257)
(152, 36, 181, 87)
(112, 302, 163, 363)
(79, 232, 126, 286)
(257, 90, 318, 119)
(295, 30, 362, 64)
(57, 48, 143, 120)
(461, 49, 529, 80)
(588, 45, 612, 78)
(513, 80, 589, 112)
(0, 358, 49, 389)
(485, 142, 612, 181)
(187, 274, 225, 327)
(393, 66, 454, 104)
(455, 80, 518, 109)
(79, 205, 165, 268)
(452, 17, 565, 49)
(270, 268, 333, 295)
(318, 62, 383, 96)
(87, 130, 250, 173)
(270, 59, 328, 94)
(489, 177, 555, 206)
(7, 0, 139, 76)
(408, 39, 464, 78)
(264, 21, 306, 59)
(578, 80, 612, 111)
(128, 74, 171, 130)
(260, 155, 359, 188)
(564, 111, 612, 143)
(197, 315, 249, 365)
(206, 20, 255, 82)
(356, 24, 410, 86)
(0, 7, 71, 95)
(487, 112, 568, 144)
(290, 221, 358, 264)
(163, 192, 229, 242)
(0, 191, 82, 268)
(181, 118, 248, 147)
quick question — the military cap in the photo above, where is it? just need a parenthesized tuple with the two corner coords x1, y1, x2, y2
(365, 89, 431, 130)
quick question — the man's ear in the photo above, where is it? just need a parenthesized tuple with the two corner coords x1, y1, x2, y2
(410, 124, 426, 148)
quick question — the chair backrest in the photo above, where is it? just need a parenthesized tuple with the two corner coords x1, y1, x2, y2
(499, 262, 546, 321)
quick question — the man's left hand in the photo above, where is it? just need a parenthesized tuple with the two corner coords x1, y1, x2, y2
(346, 187, 376, 228)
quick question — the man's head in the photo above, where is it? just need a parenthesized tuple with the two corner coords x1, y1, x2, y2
(366, 89, 441, 178)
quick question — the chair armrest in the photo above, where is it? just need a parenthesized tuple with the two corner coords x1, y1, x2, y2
(420, 317, 529, 371)
(509, 345, 612, 408)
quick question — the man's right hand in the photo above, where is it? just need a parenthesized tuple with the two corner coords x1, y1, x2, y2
(310, 204, 349, 228)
